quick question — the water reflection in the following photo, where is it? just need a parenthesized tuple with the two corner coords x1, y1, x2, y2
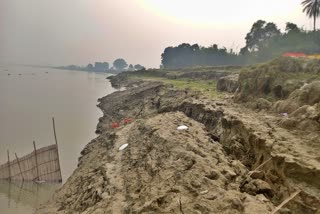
(0, 65, 116, 213)
(0, 180, 60, 211)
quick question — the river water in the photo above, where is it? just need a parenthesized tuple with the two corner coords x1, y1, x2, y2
(0, 65, 116, 213)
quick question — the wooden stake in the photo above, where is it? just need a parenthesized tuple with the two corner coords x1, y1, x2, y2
(270, 190, 301, 214)
(248, 157, 272, 177)
(7, 150, 11, 182)
(15, 153, 24, 181)
(52, 117, 62, 182)
(33, 141, 40, 181)
(8, 177, 11, 207)
(254, 157, 272, 171)
(52, 117, 58, 146)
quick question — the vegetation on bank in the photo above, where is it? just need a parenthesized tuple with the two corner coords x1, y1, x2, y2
(159, 2, 320, 69)
(110, 65, 241, 98)
(236, 57, 320, 103)
(110, 56, 320, 101)
(302, 0, 320, 31)
(161, 21, 320, 69)
(131, 74, 223, 98)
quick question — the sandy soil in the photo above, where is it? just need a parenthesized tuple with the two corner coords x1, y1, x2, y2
(36, 80, 320, 214)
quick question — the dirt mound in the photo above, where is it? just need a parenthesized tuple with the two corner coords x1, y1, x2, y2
(273, 81, 320, 113)
(272, 81, 320, 132)
(234, 57, 320, 133)
(217, 74, 239, 93)
(236, 57, 320, 102)
(176, 98, 320, 212)
(37, 112, 274, 214)
(96, 81, 194, 134)
(36, 79, 320, 214)
(119, 112, 273, 213)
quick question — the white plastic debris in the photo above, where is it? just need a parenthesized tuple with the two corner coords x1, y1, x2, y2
(280, 113, 288, 117)
(177, 125, 188, 131)
(200, 190, 209, 195)
(119, 144, 129, 151)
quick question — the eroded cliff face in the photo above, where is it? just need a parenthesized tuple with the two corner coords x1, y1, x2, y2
(233, 57, 320, 135)
(176, 98, 320, 213)
(37, 80, 320, 214)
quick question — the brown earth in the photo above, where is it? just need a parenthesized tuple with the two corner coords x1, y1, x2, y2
(217, 74, 239, 93)
(233, 57, 320, 134)
(35, 76, 320, 213)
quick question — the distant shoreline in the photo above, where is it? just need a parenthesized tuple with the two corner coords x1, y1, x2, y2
(51, 66, 123, 75)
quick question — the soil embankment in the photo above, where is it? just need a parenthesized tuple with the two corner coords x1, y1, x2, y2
(37, 58, 320, 213)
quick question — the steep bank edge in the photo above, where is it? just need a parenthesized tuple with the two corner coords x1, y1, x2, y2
(36, 80, 320, 213)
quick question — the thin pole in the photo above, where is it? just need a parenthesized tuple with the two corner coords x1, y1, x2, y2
(8, 178, 11, 208)
(17, 181, 24, 204)
(52, 117, 58, 146)
(33, 141, 40, 181)
(15, 153, 24, 181)
(7, 150, 11, 182)
(52, 117, 62, 182)
(271, 190, 301, 214)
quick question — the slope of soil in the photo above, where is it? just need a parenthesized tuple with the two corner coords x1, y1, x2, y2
(36, 106, 274, 213)
(37, 60, 320, 213)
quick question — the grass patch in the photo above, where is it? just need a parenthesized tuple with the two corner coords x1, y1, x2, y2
(129, 74, 224, 98)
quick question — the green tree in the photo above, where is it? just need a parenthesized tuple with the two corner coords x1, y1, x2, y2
(113, 58, 128, 71)
(87, 63, 94, 70)
(242, 20, 267, 53)
(134, 64, 145, 70)
(285, 22, 300, 33)
(241, 20, 281, 54)
(94, 62, 109, 71)
(302, 0, 320, 31)
(161, 43, 239, 68)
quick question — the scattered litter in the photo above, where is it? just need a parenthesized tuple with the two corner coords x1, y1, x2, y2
(280, 113, 288, 117)
(200, 190, 209, 195)
(35, 180, 46, 184)
(112, 122, 120, 128)
(177, 125, 188, 130)
(124, 118, 133, 124)
(119, 144, 128, 151)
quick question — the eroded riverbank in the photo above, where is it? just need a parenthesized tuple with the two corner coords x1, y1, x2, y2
(36, 69, 320, 213)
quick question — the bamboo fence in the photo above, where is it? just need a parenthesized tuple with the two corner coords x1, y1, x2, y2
(0, 118, 62, 183)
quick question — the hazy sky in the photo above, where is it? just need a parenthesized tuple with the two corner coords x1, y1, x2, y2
(0, 0, 316, 68)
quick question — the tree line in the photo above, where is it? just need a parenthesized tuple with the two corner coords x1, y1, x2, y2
(161, 0, 320, 68)
(58, 58, 145, 73)
(161, 22, 320, 69)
